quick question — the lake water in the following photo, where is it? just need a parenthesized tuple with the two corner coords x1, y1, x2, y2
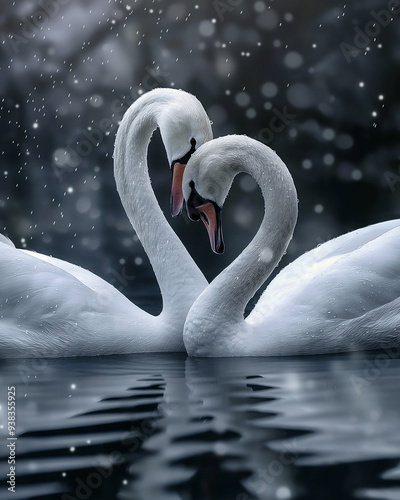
(0, 349, 400, 500)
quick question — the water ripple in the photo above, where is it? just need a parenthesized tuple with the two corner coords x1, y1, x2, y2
(0, 351, 399, 499)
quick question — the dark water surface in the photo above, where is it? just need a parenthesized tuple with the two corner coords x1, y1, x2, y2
(0, 350, 400, 500)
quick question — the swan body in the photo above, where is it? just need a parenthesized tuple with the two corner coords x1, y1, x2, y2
(182, 135, 400, 357)
(0, 88, 212, 358)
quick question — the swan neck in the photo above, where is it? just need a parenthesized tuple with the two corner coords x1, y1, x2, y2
(113, 93, 206, 317)
(193, 144, 298, 325)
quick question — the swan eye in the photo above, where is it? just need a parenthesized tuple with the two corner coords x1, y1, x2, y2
(186, 181, 206, 222)
(174, 139, 197, 166)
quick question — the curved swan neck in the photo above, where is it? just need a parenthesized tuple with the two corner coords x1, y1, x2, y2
(113, 90, 207, 317)
(190, 138, 298, 327)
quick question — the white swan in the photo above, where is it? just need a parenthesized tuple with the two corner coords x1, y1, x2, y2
(0, 88, 212, 358)
(182, 135, 400, 356)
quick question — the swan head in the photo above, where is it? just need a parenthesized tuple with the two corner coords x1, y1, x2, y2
(157, 92, 213, 217)
(182, 136, 249, 254)
(183, 134, 298, 257)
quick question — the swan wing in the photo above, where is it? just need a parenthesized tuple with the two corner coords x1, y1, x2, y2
(248, 221, 400, 330)
(21, 249, 114, 295)
(0, 242, 146, 357)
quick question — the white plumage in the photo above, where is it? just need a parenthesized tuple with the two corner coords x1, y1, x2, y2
(0, 88, 212, 357)
(182, 135, 400, 357)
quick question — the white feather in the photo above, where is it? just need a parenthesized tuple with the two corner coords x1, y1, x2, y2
(182, 135, 400, 357)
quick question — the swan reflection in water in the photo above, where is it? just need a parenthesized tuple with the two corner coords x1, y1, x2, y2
(1, 351, 400, 500)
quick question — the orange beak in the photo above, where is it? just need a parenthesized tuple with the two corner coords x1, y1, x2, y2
(195, 202, 224, 254)
(170, 162, 186, 217)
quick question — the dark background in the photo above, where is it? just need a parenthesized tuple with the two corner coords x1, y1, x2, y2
(1, 0, 399, 312)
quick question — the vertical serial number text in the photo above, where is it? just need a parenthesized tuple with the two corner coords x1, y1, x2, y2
(7, 386, 17, 493)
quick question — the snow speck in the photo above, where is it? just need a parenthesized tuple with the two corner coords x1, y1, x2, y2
(254, 1, 266, 13)
(235, 92, 250, 107)
(259, 247, 274, 263)
(287, 83, 316, 108)
(322, 128, 335, 140)
(239, 175, 258, 192)
(284, 52, 303, 69)
(314, 204, 324, 214)
(323, 153, 335, 166)
(261, 81, 278, 98)
(276, 486, 292, 499)
(256, 9, 279, 30)
(76, 197, 91, 214)
(89, 94, 104, 107)
(335, 134, 353, 150)
(199, 20, 215, 37)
